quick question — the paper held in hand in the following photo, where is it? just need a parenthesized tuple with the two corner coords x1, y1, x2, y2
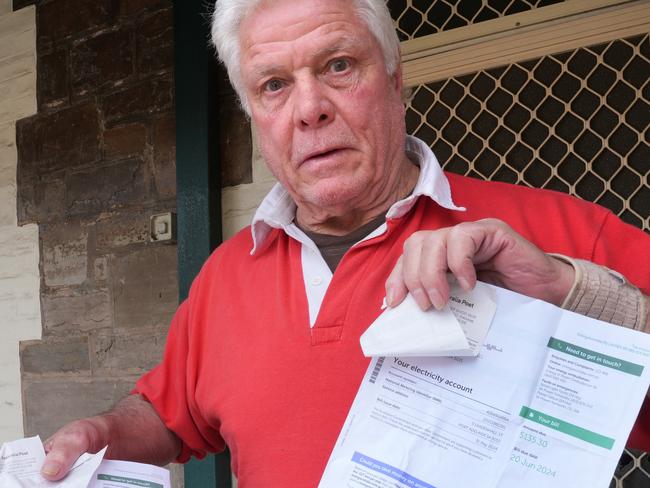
(0, 436, 170, 488)
(322, 282, 650, 488)
(360, 278, 497, 357)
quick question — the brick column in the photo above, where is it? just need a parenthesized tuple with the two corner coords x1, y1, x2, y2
(15, 0, 178, 447)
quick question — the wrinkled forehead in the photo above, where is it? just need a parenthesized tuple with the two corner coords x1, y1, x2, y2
(239, 0, 369, 53)
(238, 0, 377, 74)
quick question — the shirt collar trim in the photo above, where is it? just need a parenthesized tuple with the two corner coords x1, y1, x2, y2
(249, 136, 465, 254)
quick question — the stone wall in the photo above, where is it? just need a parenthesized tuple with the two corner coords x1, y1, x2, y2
(0, 1, 41, 443)
(14, 0, 178, 445)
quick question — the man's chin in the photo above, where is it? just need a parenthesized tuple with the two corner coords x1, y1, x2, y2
(298, 179, 359, 204)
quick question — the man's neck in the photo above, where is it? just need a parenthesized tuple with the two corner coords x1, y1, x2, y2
(295, 155, 419, 236)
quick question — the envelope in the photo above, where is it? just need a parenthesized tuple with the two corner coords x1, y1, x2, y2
(360, 280, 497, 357)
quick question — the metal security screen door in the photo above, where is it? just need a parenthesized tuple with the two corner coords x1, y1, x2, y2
(397, 0, 649, 231)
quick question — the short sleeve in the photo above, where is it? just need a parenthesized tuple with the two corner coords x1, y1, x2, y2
(134, 298, 226, 462)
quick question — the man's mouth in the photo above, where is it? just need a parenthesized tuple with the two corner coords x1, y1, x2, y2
(301, 147, 347, 165)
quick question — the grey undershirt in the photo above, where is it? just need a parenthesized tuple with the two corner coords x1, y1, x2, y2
(299, 213, 386, 273)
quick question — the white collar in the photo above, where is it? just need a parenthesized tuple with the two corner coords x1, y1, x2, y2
(249, 135, 465, 254)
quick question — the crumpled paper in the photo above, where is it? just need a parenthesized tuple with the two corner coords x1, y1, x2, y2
(0, 436, 106, 487)
(360, 279, 497, 357)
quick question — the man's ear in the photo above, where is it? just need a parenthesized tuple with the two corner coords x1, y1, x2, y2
(392, 62, 403, 92)
(392, 61, 412, 104)
(393, 63, 412, 105)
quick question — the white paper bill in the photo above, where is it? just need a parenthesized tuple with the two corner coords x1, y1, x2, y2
(360, 279, 496, 357)
(321, 283, 650, 488)
(0, 436, 105, 488)
(0, 436, 170, 488)
(88, 459, 170, 488)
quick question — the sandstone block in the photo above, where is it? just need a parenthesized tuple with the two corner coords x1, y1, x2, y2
(136, 8, 173, 74)
(117, 0, 170, 17)
(91, 327, 167, 374)
(93, 210, 151, 250)
(41, 222, 88, 287)
(21, 336, 90, 374)
(16, 174, 66, 225)
(103, 122, 147, 160)
(41, 286, 112, 335)
(37, 47, 68, 108)
(71, 28, 134, 94)
(38, 0, 114, 44)
(23, 379, 135, 439)
(113, 245, 178, 329)
(102, 75, 173, 124)
(16, 101, 101, 177)
(152, 113, 175, 198)
(65, 158, 150, 216)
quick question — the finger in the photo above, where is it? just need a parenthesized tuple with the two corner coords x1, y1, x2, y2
(41, 429, 91, 480)
(400, 235, 431, 310)
(446, 223, 481, 292)
(386, 256, 408, 307)
(401, 233, 444, 310)
(417, 233, 451, 310)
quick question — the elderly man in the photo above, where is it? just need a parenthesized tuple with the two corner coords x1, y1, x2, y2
(41, 0, 649, 486)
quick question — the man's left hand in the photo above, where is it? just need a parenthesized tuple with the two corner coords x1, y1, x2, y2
(385, 218, 575, 310)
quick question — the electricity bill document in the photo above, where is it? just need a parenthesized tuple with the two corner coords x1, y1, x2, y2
(319, 284, 650, 488)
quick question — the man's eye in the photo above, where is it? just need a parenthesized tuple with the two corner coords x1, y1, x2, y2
(264, 79, 284, 92)
(329, 59, 350, 73)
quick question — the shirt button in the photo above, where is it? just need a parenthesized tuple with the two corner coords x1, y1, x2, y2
(311, 276, 323, 286)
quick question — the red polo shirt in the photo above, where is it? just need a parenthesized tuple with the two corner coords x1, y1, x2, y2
(135, 170, 649, 487)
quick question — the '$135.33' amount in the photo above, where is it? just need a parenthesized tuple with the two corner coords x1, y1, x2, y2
(519, 430, 549, 448)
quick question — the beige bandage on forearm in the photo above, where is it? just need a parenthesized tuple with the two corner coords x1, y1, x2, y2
(551, 254, 647, 331)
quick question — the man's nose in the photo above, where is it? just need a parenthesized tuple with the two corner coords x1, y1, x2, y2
(292, 77, 335, 129)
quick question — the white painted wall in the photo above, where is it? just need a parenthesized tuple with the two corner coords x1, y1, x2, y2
(0, 4, 42, 443)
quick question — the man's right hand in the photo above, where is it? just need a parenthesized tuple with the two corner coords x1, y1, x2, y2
(40, 394, 181, 481)
(41, 417, 109, 480)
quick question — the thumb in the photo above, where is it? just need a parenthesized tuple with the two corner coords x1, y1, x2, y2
(41, 444, 80, 481)
(385, 256, 408, 308)
(41, 420, 100, 481)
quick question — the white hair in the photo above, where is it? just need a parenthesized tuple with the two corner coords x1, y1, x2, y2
(211, 0, 401, 114)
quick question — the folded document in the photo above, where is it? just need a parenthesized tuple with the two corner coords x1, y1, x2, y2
(0, 436, 170, 488)
(322, 282, 650, 488)
(361, 279, 497, 357)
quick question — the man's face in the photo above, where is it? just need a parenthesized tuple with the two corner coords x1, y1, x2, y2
(239, 0, 407, 220)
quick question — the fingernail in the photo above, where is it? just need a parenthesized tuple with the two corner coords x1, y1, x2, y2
(42, 461, 60, 477)
(458, 277, 472, 292)
(386, 286, 395, 307)
(428, 289, 444, 310)
(412, 288, 430, 310)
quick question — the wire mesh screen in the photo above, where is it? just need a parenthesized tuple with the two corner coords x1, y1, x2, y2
(405, 33, 649, 231)
(403, 28, 650, 488)
(388, 0, 566, 40)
